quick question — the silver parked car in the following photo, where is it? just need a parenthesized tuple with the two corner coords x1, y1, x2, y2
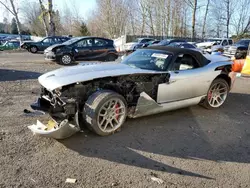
(29, 46, 233, 139)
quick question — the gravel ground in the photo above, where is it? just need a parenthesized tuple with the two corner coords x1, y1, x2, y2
(0, 52, 250, 188)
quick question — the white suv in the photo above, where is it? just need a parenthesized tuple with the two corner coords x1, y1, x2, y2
(196, 38, 233, 53)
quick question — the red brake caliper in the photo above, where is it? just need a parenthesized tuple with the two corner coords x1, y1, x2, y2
(208, 91, 212, 100)
(115, 104, 120, 120)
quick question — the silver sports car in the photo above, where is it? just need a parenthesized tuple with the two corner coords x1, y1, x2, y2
(29, 46, 233, 139)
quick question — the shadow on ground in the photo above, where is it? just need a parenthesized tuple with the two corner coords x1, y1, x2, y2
(0, 69, 41, 81)
(61, 93, 250, 179)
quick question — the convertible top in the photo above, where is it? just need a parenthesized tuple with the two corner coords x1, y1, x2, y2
(146, 46, 210, 66)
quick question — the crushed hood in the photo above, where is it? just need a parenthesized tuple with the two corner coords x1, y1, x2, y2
(38, 62, 159, 91)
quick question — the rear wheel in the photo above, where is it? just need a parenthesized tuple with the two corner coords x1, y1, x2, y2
(105, 54, 117, 62)
(201, 78, 229, 109)
(82, 90, 127, 136)
(60, 54, 72, 65)
(30, 46, 38, 53)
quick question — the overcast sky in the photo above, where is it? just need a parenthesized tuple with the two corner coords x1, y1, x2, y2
(0, 0, 97, 22)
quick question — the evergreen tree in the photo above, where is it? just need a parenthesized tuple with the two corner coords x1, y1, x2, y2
(10, 18, 18, 34)
(79, 22, 90, 36)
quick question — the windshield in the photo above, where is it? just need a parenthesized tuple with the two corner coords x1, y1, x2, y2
(206, 39, 222, 44)
(63, 37, 81, 45)
(122, 49, 171, 71)
(168, 42, 179, 47)
(38, 37, 45, 42)
(133, 38, 140, 43)
(235, 40, 250, 46)
(158, 39, 170, 45)
(2, 41, 8, 46)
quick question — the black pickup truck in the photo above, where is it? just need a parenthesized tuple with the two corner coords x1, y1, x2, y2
(223, 39, 250, 58)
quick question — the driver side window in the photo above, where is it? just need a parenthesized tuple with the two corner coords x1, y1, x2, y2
(222, 40, 228, 46)
(43, 38, 51, 43)
(8, 42, 14, 47)
(171, 54, 199, 71)
(75, 39, 93, 48)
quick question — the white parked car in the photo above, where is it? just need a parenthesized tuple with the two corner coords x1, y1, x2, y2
(123, 38, 154, 51)
(196, 38, 233, 53)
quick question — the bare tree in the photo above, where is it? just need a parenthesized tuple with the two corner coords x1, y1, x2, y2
(185, 0, 197, 41)
(38, 0, 49, 36)
(21, 1, 44, 36)
(87, 0, 249, 39)
(48, 0, 55, 36)
(231, 0, 250, 35)
(224, 0, 230, 38)
(243, 18, 250, 34)
(0, 0, 22, 43)
(201, 0, 210, 39)
(37, 0, 55, 36)
(88, 0, 129, 38)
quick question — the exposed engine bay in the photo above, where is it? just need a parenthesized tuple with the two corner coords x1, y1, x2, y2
(33, 73, 170, 124)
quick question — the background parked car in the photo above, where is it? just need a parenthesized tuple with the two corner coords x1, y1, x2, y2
(123, 38, 155, 51)
(196, 38, 233, 53)
(21, 36, 70, 53)
(0, 40, 20, 51)
(223, 39, 250, 59)
(141, 40, 160, 48)
(153, 39, 186, 46)
(44, 37, 118, 65)
(168, 42, 196, 48)
(156, 42, 204, 54)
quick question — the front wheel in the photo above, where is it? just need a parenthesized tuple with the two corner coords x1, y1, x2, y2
(60, 54, 73, 65)
(201, 78, 229, 109)
(82, 90, 127, 136)
(30, 46, 38, 53)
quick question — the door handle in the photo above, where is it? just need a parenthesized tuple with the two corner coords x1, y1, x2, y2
(174, 71, 179, 74)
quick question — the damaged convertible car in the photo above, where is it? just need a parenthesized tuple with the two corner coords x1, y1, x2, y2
(29, 46, 233, 139)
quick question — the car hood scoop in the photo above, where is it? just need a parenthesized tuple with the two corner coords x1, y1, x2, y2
(38, 63, 159, 91)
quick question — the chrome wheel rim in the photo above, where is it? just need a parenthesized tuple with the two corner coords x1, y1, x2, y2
(62, 55, 71, 64)
(208, 82, 228, 108)
(97, 98, 126, 133)
(30, 47, 37, 52)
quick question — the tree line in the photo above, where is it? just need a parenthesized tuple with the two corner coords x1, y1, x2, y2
(88, 0, 250, 40)
(1, 0, 249, 41)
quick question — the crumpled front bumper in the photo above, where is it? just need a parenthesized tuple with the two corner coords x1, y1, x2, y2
(44, 51, 56, 60)
(28, 119, 80, 139)
(29, 96, 79, 139)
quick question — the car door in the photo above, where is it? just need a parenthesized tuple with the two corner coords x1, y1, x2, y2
(72, 38, 94, 60)
(5, 42, 11, 50)
(41, 37, 53, 50)
(92, 38, 109, 58)
(157, 53, 212, 104)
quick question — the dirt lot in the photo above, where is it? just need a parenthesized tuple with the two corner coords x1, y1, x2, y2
(0, 52, 250, 188)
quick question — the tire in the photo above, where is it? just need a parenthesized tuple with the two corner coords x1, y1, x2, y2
(105, 54, 117, 62)
(60, 54, 73, 65)
(82, 90, 127, 136)
(30, 46, 38, 53)
(235, 50, 247, 59)
(201, 78, 229, 109)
